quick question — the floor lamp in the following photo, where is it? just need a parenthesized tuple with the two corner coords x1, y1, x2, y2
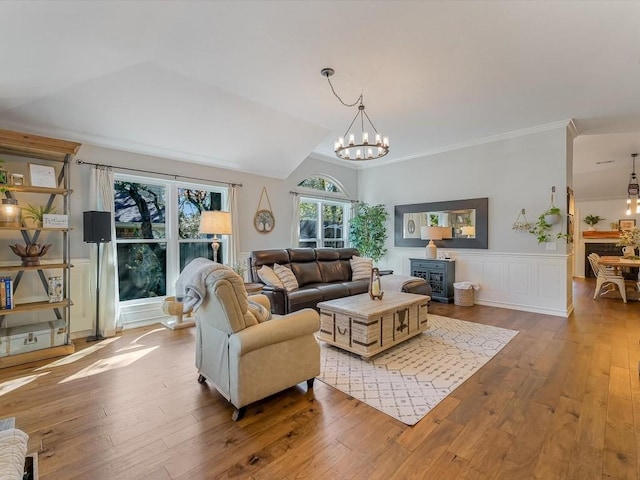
(198, 210, 232, 263)
(83, 211, 112, 342)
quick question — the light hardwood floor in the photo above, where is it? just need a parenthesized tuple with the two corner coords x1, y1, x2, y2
(1, 278, 639, 479)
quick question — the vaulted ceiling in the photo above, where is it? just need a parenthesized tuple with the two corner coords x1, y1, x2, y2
(1, 1, 639, 198)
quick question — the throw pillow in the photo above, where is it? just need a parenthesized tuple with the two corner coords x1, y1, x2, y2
(274, 264, 299, 292)
(248, 300, 272, 323)
(257, 265, 284, 289)
(350, 256, 373, 281)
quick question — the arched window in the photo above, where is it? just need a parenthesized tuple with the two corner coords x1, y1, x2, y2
(295, 176, 351, 248)
(297, 176, 344, 194)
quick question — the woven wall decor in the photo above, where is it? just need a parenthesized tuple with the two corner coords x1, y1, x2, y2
(254, 187, 275, 234)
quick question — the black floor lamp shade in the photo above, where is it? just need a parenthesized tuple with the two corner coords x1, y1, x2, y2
(83, 211, 112, 342)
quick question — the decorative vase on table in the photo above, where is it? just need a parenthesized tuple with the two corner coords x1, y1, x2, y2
(623, 246, 636, 257)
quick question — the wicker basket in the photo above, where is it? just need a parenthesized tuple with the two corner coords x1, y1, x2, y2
(454, 287, 475, 306)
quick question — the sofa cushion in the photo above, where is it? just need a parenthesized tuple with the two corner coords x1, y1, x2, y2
(315, 283, 351, 301)
(257, 265, 284, 289)
(342, 279, 370, 295)
(247, 299, 272, 323)
(291, 261, 323, 286)
(318, 260, 347, 283)
(287, 287, 323, 312)
(274, 264, 299, 292)
(350, 256, 373, 281)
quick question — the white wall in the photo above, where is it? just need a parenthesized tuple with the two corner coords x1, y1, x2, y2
(358, 125, 574, 316)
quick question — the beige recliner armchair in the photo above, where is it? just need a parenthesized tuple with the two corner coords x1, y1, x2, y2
(194, 263, 320, 421)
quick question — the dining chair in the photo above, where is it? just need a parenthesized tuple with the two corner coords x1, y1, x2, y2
(587, 253, 627, 303)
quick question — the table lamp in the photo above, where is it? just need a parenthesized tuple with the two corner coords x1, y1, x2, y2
(461, 225, 476, 238)
(421, 226, 442, 259)
(199, 210, 232, 263)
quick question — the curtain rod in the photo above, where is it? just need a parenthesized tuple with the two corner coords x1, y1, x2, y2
(76, 159, 243, 188)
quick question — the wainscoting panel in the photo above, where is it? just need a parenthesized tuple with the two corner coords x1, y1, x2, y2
(507, 262, 530, 296)
(381, 249, 571, 317)
(70, 259, 92, 337)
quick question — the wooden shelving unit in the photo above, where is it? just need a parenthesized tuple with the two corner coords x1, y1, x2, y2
(0, 128, 81, 367)
(582, 230, 621, 239)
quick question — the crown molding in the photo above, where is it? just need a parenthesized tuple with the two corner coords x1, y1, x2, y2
(360, 119, 576, 169)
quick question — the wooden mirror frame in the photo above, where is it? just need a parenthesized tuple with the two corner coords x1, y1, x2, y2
(394, 197, 489, 249)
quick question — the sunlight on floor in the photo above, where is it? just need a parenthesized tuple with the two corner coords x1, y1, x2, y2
(59, 346, 159, 383)
(0, 372, 51, 397)
(2, 326, 170, 395)
(34, 337, 121, 372)
(116, 327, 166, 353)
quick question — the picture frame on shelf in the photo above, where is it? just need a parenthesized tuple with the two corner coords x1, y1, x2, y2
(619, 219, 636, 231)
(28, 163, 57, 188)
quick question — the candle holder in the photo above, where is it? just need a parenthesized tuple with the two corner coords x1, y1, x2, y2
(369, 267, 384, 300)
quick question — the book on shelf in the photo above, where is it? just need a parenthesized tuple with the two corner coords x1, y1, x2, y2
(0, 277, 13, 310)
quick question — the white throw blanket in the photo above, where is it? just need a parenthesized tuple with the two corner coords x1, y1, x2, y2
(175, 257, 219, 312)
(0, 428, 28, 480)
(380, 274, 425, 292)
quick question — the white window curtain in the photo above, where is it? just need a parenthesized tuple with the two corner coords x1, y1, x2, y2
(290, 192, 300, 247)
(228, 184, 240, 267)
(89, 166, 120, 337)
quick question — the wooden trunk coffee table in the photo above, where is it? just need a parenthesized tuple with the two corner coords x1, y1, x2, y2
(317, 291, 430, 359)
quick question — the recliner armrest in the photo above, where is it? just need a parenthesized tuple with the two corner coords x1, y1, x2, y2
(229, 309, 320, 356)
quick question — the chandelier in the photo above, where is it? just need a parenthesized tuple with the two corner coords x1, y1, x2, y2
(321, 67, 389, 161)
(626, 153, 639, 216)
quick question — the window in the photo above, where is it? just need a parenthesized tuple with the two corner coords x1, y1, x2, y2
(114, 175, 227, 305)
(299, 198, 349, 248)
(114, 179, 167, 302)
(177, 187, 223, 271)
(297, 176, 350, 248)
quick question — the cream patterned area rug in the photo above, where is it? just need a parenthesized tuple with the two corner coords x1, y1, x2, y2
(318, 314, 519, 425)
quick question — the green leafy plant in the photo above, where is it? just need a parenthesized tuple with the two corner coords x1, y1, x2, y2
(583, 214, 604, 226)
(530, 214, 553, 243)
(348, 202, 389, 261)
(530, 207, 567, 244)
(21, 204, 56, 226)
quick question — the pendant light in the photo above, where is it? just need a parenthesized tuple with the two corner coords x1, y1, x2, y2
(626, 153, 639, 216)
(321, 68, 389, 161)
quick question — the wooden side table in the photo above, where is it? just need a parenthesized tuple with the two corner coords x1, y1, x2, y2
(244, 282, 264, 295)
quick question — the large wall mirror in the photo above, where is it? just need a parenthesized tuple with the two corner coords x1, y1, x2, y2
(394, 197, 488, 249)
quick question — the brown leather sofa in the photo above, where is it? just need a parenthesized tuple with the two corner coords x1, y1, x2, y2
(248, 247, 431, 315)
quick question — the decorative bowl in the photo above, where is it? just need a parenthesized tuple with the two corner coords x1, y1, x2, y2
(9, 243, 52, 266)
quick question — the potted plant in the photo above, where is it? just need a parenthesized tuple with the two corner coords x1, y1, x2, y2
(543, 206, 562, 225)
(348, 202, 389, 262)
(583, 214, 604, 231)
(21, 203, 56, 228)
(530, 210, 569, 244)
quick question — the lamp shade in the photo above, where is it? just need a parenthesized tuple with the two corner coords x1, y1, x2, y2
(420, 226, 443, 241)
(199, 211, 232, 235)
(461, 225, 476, 237)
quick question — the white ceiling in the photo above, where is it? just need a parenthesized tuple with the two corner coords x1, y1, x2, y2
(1, 1, 640, 198)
